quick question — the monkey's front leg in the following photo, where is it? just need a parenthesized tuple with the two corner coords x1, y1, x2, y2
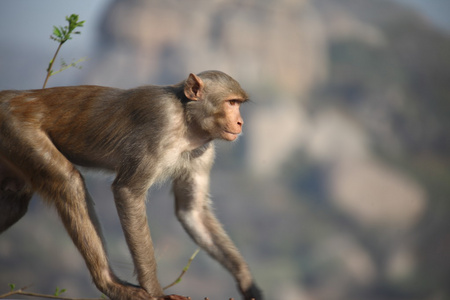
(112, 181, 165, 297)
(112, 177, 190, 300)
(173, 170, 263, 300)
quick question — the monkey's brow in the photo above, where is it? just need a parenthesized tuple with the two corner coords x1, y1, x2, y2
(226, 96, 248, 103)
(236, 96, 250, 103)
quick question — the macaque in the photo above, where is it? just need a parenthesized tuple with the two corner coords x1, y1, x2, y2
(0, 71, 263, 300)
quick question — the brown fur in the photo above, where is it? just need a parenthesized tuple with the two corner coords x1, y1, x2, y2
(0, 71, 262, 300)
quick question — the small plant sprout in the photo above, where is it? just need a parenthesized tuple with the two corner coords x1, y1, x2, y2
(53, 287, 67, 297)
(43, 14, 85, 88)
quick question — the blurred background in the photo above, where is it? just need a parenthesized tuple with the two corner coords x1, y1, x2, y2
(1, 0, 450, 299)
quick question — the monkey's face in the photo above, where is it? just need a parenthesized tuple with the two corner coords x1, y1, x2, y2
(219, 98, 244, 141)
(183, 71, 248, 142)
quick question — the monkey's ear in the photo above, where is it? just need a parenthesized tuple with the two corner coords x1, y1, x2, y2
(184, 73, 204, 101)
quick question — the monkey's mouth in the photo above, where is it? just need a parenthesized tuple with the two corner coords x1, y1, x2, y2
(222, 130, 240, 141)
(224, 130, 240, 136)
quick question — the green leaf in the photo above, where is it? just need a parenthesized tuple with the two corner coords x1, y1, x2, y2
(9, 283, 15, 291)
(54, 287, 66, 296)
(52, 26, 62, 38)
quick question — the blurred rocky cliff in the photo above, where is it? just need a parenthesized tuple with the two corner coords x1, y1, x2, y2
(1, 0, 450, 299)
(86, 1, 450, 298)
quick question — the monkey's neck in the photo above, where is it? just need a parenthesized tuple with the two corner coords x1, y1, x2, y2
(185, 123, 213, 150)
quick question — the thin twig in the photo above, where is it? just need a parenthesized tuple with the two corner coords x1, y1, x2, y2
(0, 286, 103, 300)
(163, 248, 200, 290)
(42, 42, 63, 89)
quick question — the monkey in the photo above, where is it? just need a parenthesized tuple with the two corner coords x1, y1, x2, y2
(0, 71, 263, 300)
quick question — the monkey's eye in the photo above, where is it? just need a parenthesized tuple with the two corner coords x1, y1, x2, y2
(228, 100, 240, 106)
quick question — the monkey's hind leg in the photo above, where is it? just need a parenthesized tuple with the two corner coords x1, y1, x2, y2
(10, 131, 152, 300)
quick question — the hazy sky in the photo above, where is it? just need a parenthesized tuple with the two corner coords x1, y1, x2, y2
(1, 0, 447, 54)
(0, 0, 109, 53)
(0, 0, 448, 47)
(394, 0, 450, 31)
(0, 0, 448, 89)
(0, 0, 111, 89)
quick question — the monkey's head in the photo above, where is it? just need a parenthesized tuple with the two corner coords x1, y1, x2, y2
(184, 71, 248, 141)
